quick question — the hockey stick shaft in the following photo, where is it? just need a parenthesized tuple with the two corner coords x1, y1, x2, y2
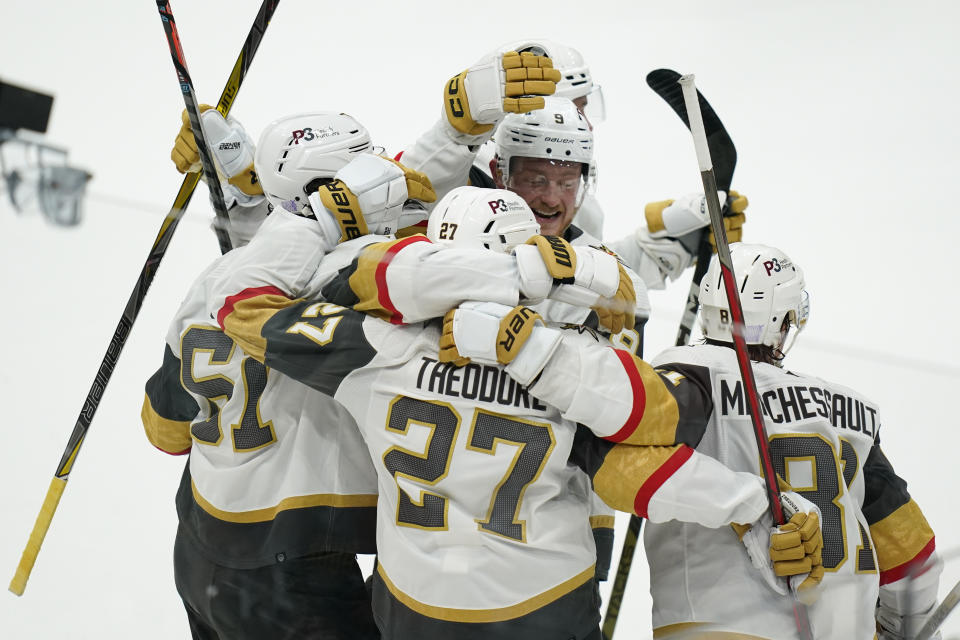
(679, 74, 814, 640)
(915, 577, 960, 640)
(157, 0, 234, 255)
(678, 73, 783, 523)
(8, 0, 278, 597)
(601, 514, 641, 639)
(603, 71, 738, 640)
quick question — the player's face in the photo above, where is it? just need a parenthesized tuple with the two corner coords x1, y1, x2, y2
(502, 157, 584, 237)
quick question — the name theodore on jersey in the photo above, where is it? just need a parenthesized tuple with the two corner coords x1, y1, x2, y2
(719, 377, 879, 437)
(415, 357, 548, 411)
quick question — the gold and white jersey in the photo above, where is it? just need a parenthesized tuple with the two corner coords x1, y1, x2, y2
(646, 344, 936, 640)
(142, 249, 379, 567)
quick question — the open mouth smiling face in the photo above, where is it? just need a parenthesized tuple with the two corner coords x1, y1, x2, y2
(502, 156, 585, 237)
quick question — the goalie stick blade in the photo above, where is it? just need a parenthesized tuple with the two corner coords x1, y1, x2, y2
(646, 69, 737, 193)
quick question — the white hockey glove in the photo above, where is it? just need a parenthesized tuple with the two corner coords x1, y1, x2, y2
(171, 105, 263, 201)
(877, 552, 944, 640)
(308, 154, 436, 244)
(733, 490, 824, 605)
(512, 235, 636, 333)
(443, 51, 561, 144)
(438, 302, 562, 386)
(644, 191, 747, 253)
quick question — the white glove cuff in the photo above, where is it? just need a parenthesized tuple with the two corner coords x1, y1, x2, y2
(464, 56, 506, 125)
(451, 303, 508, 364)
(505, 326, 562, 387)
(656, 191, 726, 238)
(633, 227, 695, 281)
(312, 201, 343, 251)
(201, 109, 254, 178)
(335, 154, 408, 235)
(512, 244, 553, 302)
(572, 246, 620, 298)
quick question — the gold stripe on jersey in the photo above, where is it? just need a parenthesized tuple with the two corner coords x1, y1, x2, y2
(591, 443, 692, 517)
(220, 290, 302, 361)
(590, 515, 615, 529)
(141, 394, 192, 454)
(654, 622, 769, 639)
(870, 498, 935, 576)
(377, 562, 595, 623)
(608, 351, 680, 446)
(347, 236, 430, 324)
(191, 481, 377, 523)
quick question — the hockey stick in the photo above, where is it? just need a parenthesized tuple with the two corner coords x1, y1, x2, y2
(157, 0, 234, 254)
(601, 69, 737, 640)
(8, 0, 278, 597)
(679, 74, 814, 640)
(915, 576, 960, 640)
(645, 68, 738, 347)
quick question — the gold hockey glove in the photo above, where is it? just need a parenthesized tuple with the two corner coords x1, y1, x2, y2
(444, 51, 561, 137)
(524, 235, 577, 284)
(312, 155, 435, 241)
(708, 189, 748, 252)
(170, 105, 262, 197)
(439, 304, 544, 366)
(171, 103, 215, 174)
(591, 262, 636, 334)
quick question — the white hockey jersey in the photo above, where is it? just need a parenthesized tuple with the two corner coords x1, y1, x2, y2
(214, 291, 772, 636)
(646, 344, 936, 640)
(141, 246, 379, 566)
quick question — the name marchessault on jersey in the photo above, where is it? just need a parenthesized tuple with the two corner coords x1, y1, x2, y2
(719, 378, 878, 437)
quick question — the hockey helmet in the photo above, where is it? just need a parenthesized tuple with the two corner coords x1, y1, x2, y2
(699, 243, 810, 351)
(494, 96, 594, 191)
(254, 112, 372, 215)
(427, 186, 540, 254)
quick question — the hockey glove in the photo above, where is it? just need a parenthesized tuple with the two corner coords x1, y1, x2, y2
(877, 552, 944, 640)
(733, 489, 824, 605)
(171, 105, 262, 197)
(644, 191, 748, 254)
(707, 190, 748, 252)
(439, 302, 562, 386)
(512, 236, 636, 332)
(443, 51, 561, 142)
(309, 154, 436, 243)
(590, 262, 637, 334)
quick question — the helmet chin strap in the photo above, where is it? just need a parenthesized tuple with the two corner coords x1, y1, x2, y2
(777, 323, 804, 359)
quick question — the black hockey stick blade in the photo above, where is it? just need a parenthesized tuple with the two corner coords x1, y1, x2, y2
(646, 69, 737, 193)
(647, 68, 738, 347)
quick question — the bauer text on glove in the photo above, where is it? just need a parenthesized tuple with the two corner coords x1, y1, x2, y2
(309, 154, 436, 244)
(170, 105, 262, 197)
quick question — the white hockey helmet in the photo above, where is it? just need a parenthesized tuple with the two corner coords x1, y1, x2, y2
(494, 96, 594, 187)
(254, 112, 372, 215)
(499, 39, 593, 100)
(699, 243, 810, 351)
(427, 186, 540, 254)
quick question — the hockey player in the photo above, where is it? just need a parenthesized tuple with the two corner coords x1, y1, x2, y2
(157, 103, 640, 637)
(142, 111, 408, 640)
(211, 186, 822, 640)
(635, 242, 941, 639)
(398, 47, 749, 290)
